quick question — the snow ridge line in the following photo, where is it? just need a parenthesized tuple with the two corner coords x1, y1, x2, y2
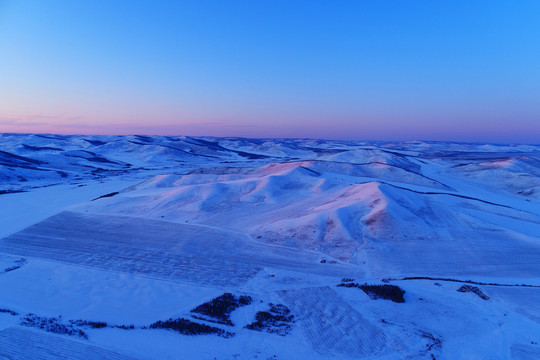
(378, 182, 517, 210)
(282, 159, 452, 189)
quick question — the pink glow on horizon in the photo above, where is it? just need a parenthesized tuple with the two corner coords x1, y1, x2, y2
(1, 105, 539, 143)
(1, 117, 539, 144)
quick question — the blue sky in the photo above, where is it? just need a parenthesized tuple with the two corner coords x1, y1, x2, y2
(0, 0, 539, 142)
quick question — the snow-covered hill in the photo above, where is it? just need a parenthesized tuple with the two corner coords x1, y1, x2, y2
(1, 134, 539, 359)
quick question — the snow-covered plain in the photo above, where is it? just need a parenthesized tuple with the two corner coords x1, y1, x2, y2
(1, 133, 539, 359)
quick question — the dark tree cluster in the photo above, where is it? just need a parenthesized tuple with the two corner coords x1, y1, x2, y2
(69, 319, 136, 330)
(245, 303, 294, 336)
(4, 265, 21, 272)
(91, 191, 119, 201)
(337, 282, 406, 303)
(0, 308, 19, 316)
(457, 285, 489, 300)
(337, 282, 361, 288)
(150, 318, 234, 338)
(4, 258, 26, 273)
(20, 314, 88, 339)
(69, 320, 108, 328)
(14, 309, 242, 341)
(191, 293, 252, 326)
(114, 324, 136, 330)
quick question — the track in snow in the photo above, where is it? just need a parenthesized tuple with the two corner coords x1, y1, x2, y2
(0, 212, 259, 287)
(0, 211, 354, 287)
(0, 327, 137, 360)
(278, 286, 386, 357)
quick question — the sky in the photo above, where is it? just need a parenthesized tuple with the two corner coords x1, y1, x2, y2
(0, 0, 539, 142)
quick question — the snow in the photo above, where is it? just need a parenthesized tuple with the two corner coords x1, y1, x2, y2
(1, 134, 539, 359)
